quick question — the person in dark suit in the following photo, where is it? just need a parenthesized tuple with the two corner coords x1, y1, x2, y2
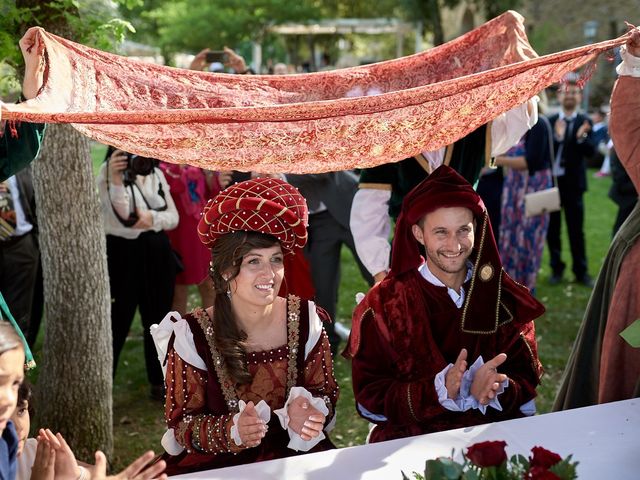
(546, 80, 596, 286)
(287, 172, 373, 356)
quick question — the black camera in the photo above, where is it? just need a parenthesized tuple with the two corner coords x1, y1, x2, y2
(205, 51, 228, 63)
(123, 154, 158, 185)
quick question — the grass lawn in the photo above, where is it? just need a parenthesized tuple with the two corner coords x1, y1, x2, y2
(33, 145, 619, 469)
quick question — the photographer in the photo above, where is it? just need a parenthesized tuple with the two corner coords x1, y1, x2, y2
(189, 46, 253, 74)
(97, 147, 178, 400)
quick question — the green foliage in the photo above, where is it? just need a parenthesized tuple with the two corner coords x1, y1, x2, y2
(410, 445, 577, 479)
(0, 62, 21, 100)
(549, 455, 579, 479)
(311, 0, 400, 18)
(475, 0, 521, 19)
(140, 0, 322, 55)
(399, 0, 522, 45)
(0, 0, 135, 88)
(425, 457, 466, 479)
(0, 2, 39, 68)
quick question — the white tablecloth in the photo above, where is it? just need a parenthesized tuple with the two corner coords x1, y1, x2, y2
(172, 398, 640, 479)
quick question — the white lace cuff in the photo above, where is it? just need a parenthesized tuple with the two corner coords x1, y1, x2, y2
(274, 386, 329, 452)
(460, 356, 509, 414)
(230, 400, 271, 446)
(435, 364, 465, 411)
(161, 428, 184, 456)
(617, 46, 640, 78)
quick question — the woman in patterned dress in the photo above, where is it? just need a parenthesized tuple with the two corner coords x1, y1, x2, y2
(496, 115, 554, 293)
(151, 177, 338, 476)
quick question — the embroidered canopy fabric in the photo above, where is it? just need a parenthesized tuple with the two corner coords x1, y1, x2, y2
(1, 11, 628, 173)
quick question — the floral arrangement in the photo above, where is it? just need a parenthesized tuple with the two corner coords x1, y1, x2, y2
(403, 440, 578, 480)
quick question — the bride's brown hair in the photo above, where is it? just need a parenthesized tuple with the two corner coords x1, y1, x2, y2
(209, 231, 281, 385)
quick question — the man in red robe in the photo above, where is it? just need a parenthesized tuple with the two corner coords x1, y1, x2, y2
(344, 165, 545, 442)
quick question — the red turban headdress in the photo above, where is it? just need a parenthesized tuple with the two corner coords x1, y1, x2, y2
(197, 177, 308, 254)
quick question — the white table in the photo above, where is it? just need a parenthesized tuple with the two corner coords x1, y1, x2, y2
(173, 399, 640, 479)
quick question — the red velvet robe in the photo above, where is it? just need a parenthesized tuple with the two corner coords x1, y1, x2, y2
(345, 268, 543, 442)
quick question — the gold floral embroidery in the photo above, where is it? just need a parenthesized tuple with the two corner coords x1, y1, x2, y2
(286, 295, 301, 396)
(194, 308, 239, 412)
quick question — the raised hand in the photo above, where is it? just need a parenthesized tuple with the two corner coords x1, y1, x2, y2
(576, 120, 591, 139)
(627, 26, 640, 57)
(470, 353, 508, 406)
(237, 401, 267, 447)
(223, 46, 247, 73)
(217, 170, 233, 189)
(287, 396, 325, 441)
(189, 49, 209, 71)
(30, 438, 56, 480)
(99, 450, 167, 480)
(554, 118, 567, 140)
(108, 149, 128, 186)
(132, 209, 154, 229)
(37, 429, 82, 480)
(445, 348, 468, 399)
(19, 27, 45, 99)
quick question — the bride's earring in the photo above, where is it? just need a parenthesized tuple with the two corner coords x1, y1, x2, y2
(223, 275, 231, 299)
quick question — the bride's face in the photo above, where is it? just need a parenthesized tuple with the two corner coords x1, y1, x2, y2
(229, 244, 284, 306)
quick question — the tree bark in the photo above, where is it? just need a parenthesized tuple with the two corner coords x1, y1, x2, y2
(14, 0, 114, 461)
(31, 124, 113, 460)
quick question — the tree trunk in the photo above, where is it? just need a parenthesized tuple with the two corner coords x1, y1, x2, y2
(15, 0, 114, 461)
(32, 124, 113, 460)
(428, 0, 445, 46)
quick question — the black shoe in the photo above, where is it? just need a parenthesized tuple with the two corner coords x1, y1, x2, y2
(549, 273, 563, 285)
(150, 384, 165, 402)
(576, 275, 594, 288)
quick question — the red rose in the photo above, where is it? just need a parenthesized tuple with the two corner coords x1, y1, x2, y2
(529, 446, 563, 469)
(527, 466, 562, 480)
(465, 440, 508, 467)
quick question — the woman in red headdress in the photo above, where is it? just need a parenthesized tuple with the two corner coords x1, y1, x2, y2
(151, 177, 338, 475)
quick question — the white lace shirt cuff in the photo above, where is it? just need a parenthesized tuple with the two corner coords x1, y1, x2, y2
(274, 386, 329, 452)
(161, 428, 184, 456)
(460, 356, 509, 414)
(230, 400, 271, 446)
(617, 46, 640, 77)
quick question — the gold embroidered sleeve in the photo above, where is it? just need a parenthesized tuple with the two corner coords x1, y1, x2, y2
(302, 328, 339, 422)
(165, 348, 243, 454)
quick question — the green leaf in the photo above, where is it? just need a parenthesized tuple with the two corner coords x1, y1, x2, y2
(401, 470, 420, 480)
(425, 459, 450, 480)
(549, 454, 579, 480)
(620, 319, 640, 348)
(462, 470, 480, 480)
(441, 460, 463, 479)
